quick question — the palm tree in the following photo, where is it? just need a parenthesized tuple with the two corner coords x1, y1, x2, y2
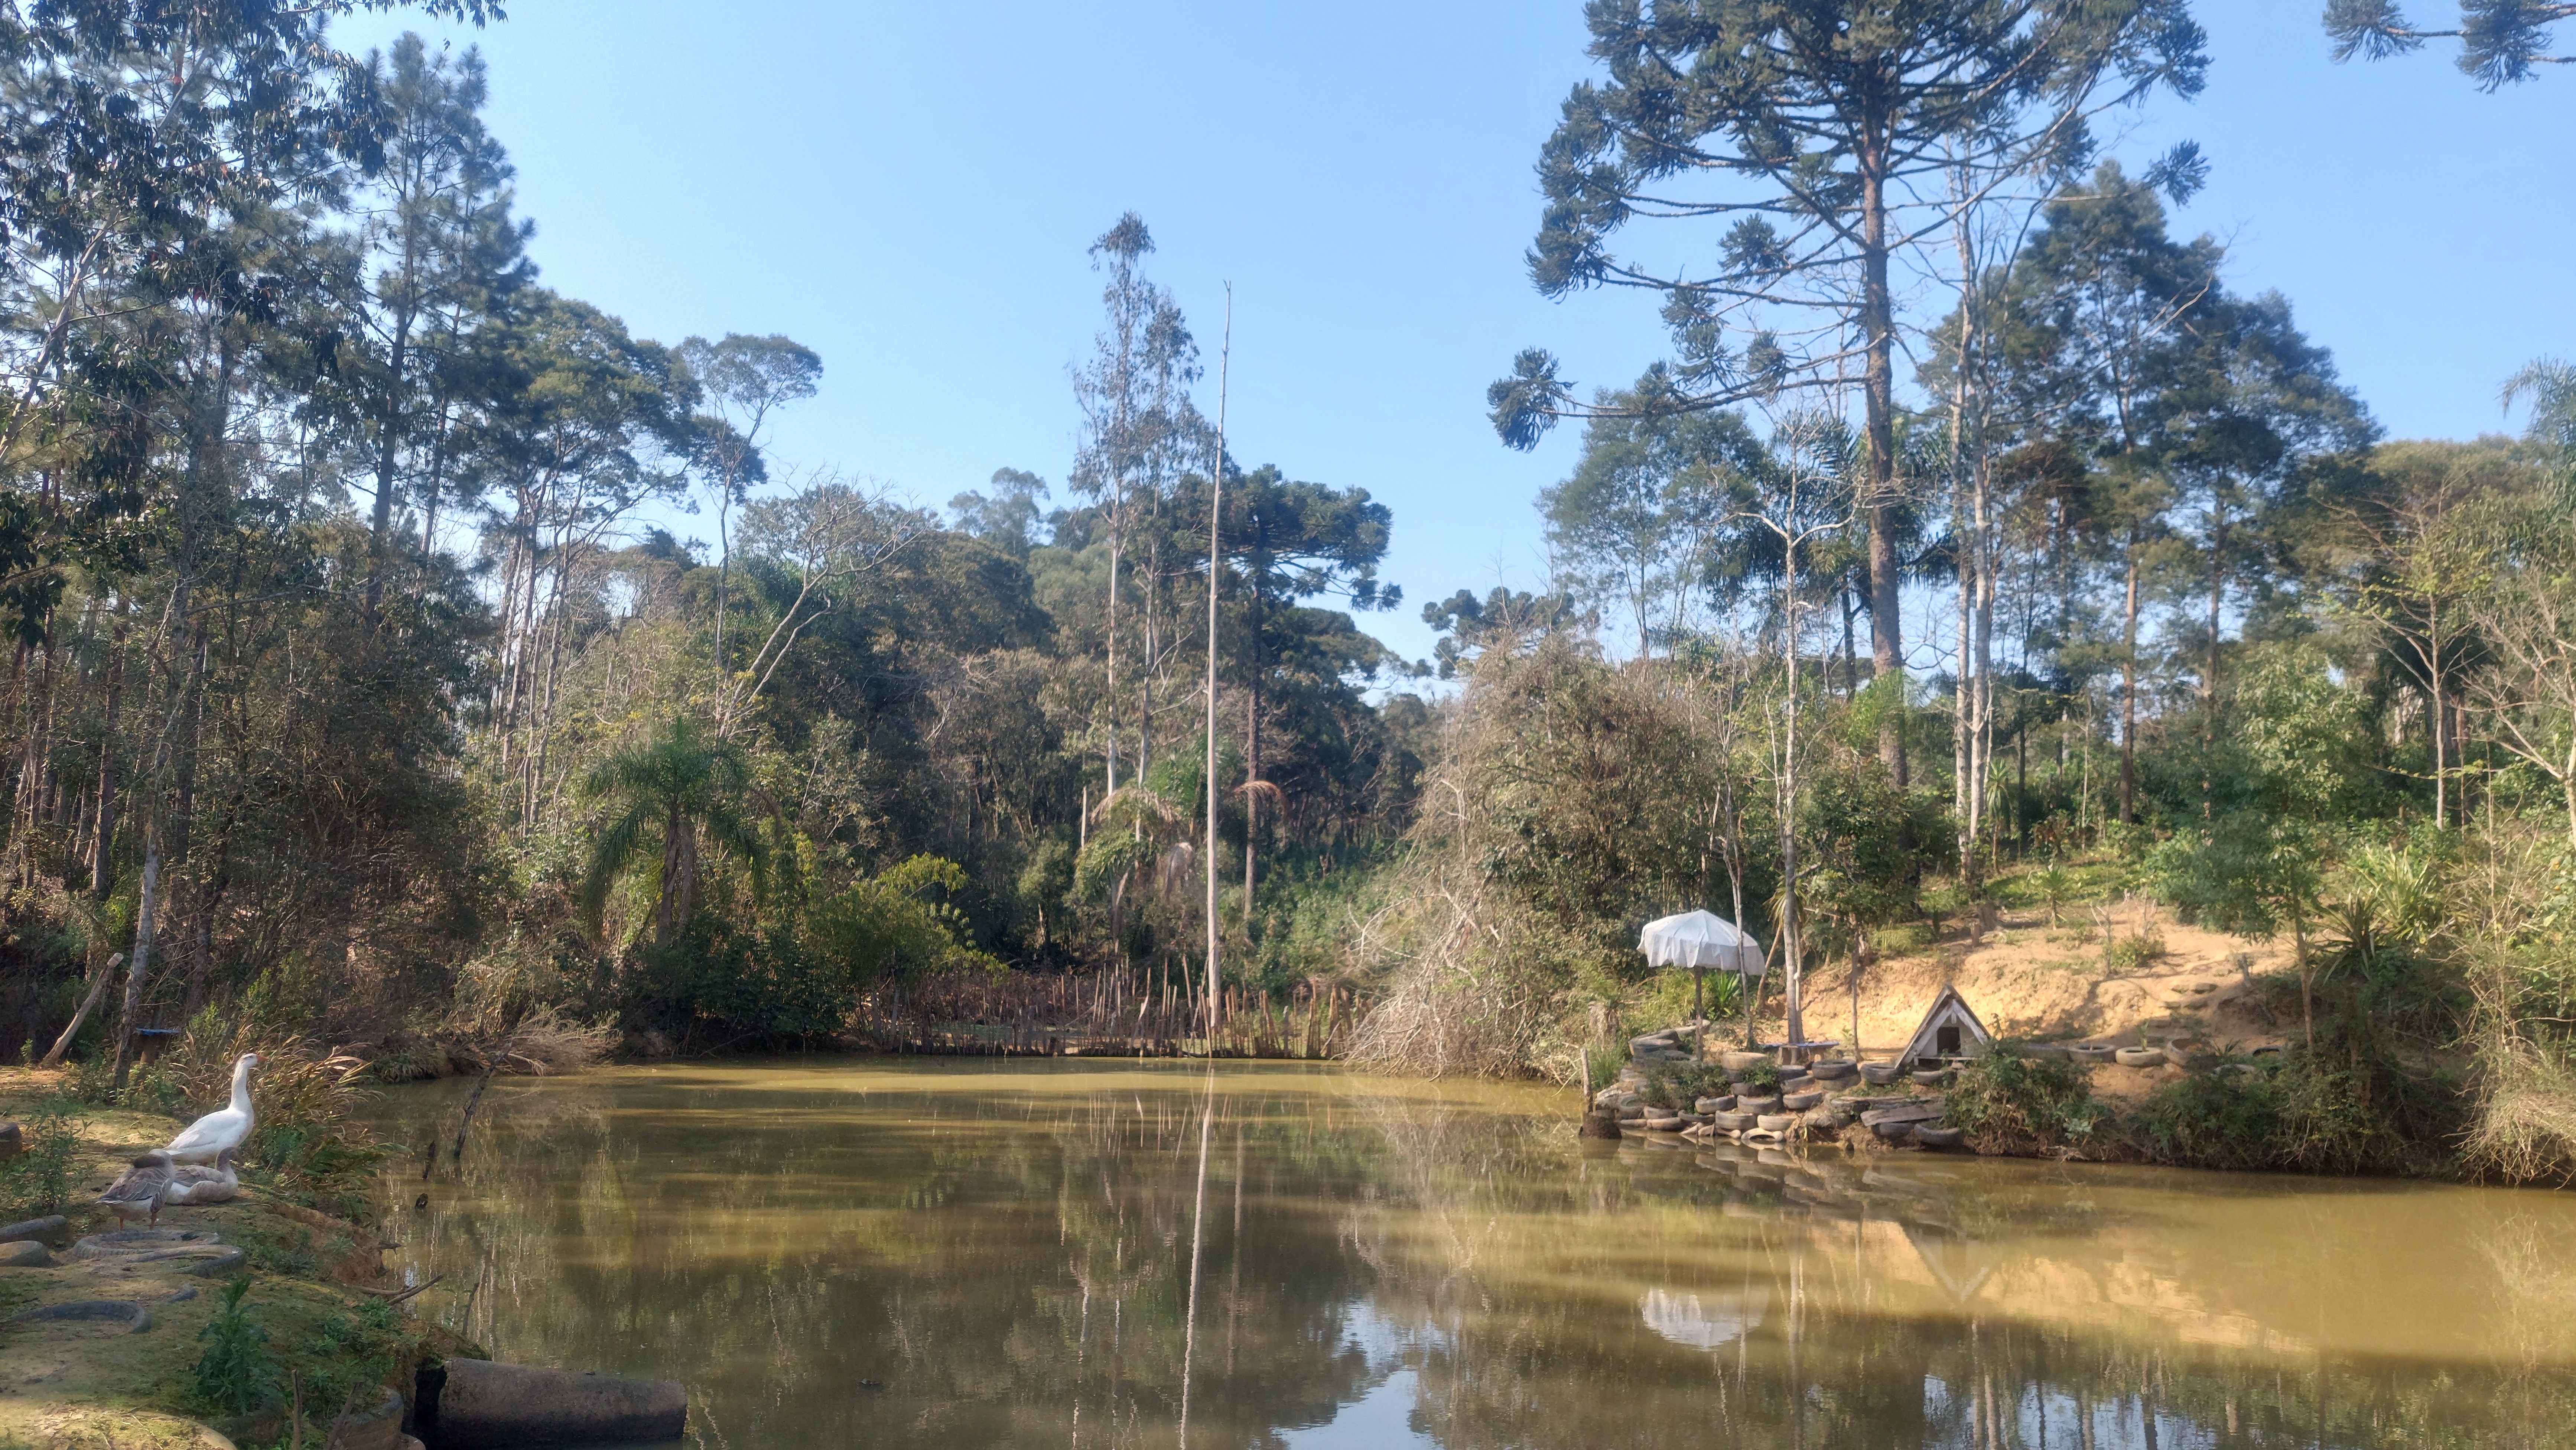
(576, 717, 776, 948)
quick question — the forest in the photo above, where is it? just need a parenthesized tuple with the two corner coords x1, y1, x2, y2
(0, 1, 2571, 1184)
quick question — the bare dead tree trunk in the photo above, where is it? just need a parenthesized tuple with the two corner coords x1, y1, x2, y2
(110, 832, 160, 1087)
(90, 624, 126, 900)
(1202, 293, 1229, 1039)
(39, 952, 121, 1068)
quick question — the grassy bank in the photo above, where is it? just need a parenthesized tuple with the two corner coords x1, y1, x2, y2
(0, 1067, 466, 1450)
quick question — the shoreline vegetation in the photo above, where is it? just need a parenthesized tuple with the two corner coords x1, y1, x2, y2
(0, 1063, 477, 1450)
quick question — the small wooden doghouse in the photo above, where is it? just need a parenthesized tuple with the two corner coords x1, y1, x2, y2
(1899, 986, 1994, 1067)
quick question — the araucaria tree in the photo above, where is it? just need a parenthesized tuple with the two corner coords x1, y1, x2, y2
(2326, 0, 2575, 87)
(1491, 0, 2211, 782)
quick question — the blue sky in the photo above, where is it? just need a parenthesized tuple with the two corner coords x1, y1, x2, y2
(337, 1, 2573, 670)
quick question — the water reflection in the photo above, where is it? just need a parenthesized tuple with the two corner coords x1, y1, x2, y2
(367, 1061, 2576, 1449)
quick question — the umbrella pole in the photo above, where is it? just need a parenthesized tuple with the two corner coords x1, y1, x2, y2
(1692, 967, 1704, 1059)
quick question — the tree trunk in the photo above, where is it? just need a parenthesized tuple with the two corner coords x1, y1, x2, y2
(90, 628, 125, 900)
(1204, 318, 1228, 1039)
(2428, 671, 2447, 831)
(2202, 504, 2226, 819)
(2120, 543, 2141, 825)
(3, 637, 57, 891)
(1140, 527, 1158, 784)
(1956, 557, 1974, 879)
(365, 298, 416, 620)
(38, 950, 121, 1068)
(1243, 546, 1265, 922)
(1840, 588, 1857, 698)
(1781, 529, 1806, 1052)
(110, 833, 161, 1087)
(1105, 506, 1122, 800)
(1859, 161, 1906, 787)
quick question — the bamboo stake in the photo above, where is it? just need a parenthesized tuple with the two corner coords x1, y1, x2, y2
(1203, 287, 1230, 1045)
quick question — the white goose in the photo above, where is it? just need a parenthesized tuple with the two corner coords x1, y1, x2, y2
(162, 1145, 241, 1206)
(165, 1052, 259, 1164)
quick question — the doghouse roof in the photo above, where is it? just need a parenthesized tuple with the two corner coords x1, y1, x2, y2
(1900, 985, 1995, 1062)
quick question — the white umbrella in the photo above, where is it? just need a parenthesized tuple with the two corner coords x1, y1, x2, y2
(1637, 910, 1765, 976)
(1640, 911, 1767, 1054)
(1640, 1287, 1768, 1351)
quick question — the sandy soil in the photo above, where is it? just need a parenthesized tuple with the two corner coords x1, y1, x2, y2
(1790, 898, 2294, 1102)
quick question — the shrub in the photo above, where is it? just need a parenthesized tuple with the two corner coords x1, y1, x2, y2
(807, 854, 1001, 990)
(1946, 1051, 2105, 1147)
(2104, 931, 2166, 971)
(2032, 865, 2076, 925)
(2128, 1050, 2447, 1175)
(1633, 968, 1743, 1033)
(0, 1101, 82, 1220)
(1640, 1059, 1731, 1108)
(192, 1278, 281, 1416)
(296, 1295, 405, 1417)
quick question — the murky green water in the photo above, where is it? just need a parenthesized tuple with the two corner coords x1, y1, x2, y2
(365, 1060, 2576, 1449)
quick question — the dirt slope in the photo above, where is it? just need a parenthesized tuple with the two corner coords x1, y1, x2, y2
(1795, 897, 2293, 1090)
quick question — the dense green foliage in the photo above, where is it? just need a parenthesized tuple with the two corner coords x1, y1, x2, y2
(0, 9, 1428, 1071)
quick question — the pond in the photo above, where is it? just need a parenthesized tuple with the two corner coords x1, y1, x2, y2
(365, 1060, 2576, 1449)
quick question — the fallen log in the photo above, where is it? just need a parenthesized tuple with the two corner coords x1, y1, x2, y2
(417, 1359, 686, 1449)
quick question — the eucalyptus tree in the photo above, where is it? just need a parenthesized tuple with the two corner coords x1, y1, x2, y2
(1985, 162, 2220, 821)
(723, 477, 927, 733)
(2304, 440, 2520, 828)
(2326, 0, 2574, 87)
(2158, 289, 2372, 814)
(1542, 367, 1768, 658)
(2458, 361, 2576, 846)
(467, 291, 696, 826)
(1736, 409, 1863, 1051)
(1070, 214, 1204, 795)
(675, 331, 822, 710)
(949, 467, 1056, 556)
(1489, 0, 2210, 784)
(345, 32, 531, 617)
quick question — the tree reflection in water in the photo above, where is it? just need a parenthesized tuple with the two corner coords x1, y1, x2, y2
(370, 1062, 2576, 1449)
